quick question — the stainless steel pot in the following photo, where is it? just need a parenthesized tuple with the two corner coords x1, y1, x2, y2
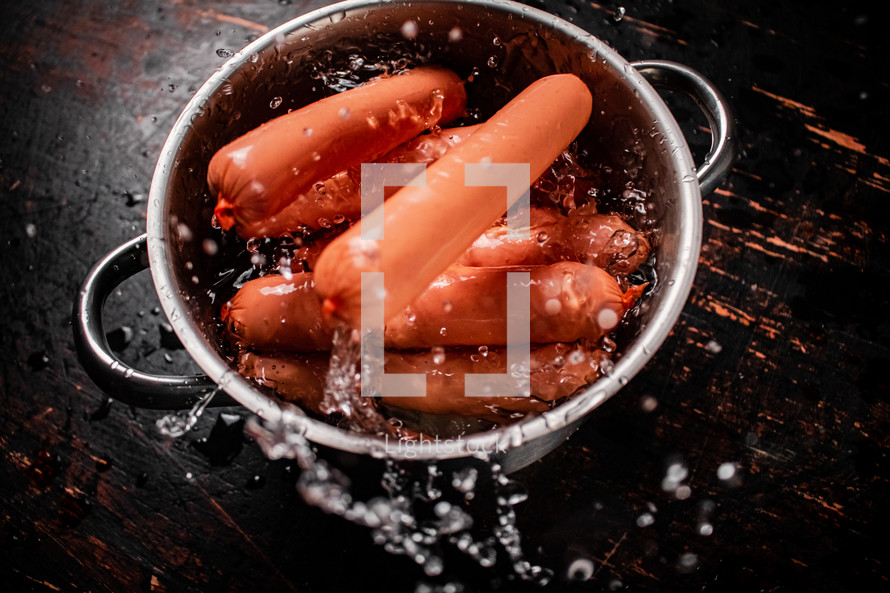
(74, 0, 735, 472)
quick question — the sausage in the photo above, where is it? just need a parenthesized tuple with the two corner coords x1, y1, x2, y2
(225, 262, 634, 353)
(237, 350, 330, 415)
(235, 125, 481, 239)
(237, 343, 607, 422)
(209, 66, 467, 233)
(457, 206, 651, 274)
(284, 205, 649, 275)
(380, 342, 606, 416)
(222, 273, 332, 352)
(234, 169, 362, 240)
(313, 74, 593, 328)
(384, 261, 628, 348)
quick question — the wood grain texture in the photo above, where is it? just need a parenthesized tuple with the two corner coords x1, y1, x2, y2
(1, 0, 887, 591)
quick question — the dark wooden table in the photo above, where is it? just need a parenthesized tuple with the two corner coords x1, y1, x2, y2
(2, 0, 887, 591)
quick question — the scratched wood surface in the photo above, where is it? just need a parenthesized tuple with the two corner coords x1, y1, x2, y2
(1, 0, 887, 591)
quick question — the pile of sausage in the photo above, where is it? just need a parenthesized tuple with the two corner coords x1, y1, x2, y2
(209, 66, 651, 427)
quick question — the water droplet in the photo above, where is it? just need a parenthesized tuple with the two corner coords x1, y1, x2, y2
(123, 191, 145, 207)
(158, 322, 183, 350)
(448, 26, 463, 42)
(423, 555, 444, 576)
(176, 222, 193, 241)
(567, 349, 585, 365)
(640, 395, 658, 412)
(717, 462, 737, 480)
(216, 48, 234, 58)
(612, 7, 626, 22)
(636, 512, 655, 527)
(190, 412, 245, 466)
(487, 55, 499, 68)
(567, 557, 594, 581)
(597, 308, 619, 330)
(498, 480, 528, 505)
(246, 238, 262, 253)
(667, 462, 688, 482)
(106, 326, 133, 352)
(544, 298, 562, 316)
(269, 96, 283, 109)
(401, 20, 418, 39)
(431, 347, 446, 365)
(676, 552, 698, 573)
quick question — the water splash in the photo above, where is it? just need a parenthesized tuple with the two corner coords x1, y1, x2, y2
(321, 326, 391, 434)
(245, 408, 551, 586)
(156, 388, 218, 438)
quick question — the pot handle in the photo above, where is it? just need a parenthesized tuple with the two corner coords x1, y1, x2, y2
(73, 234, 234, 410)
(631, 60, 737, 196)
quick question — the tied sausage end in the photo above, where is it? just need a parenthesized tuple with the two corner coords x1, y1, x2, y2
(621, 283, 648, 312)
(322, 295, 342, 322)
(214, 195, 237, 231)
(220, 300, 231, 322)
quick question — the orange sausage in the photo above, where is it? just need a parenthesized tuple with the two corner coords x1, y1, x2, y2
(225, 262, 633, 353)
(313, 74, 593, 328)
(238, 350, 330, 415)
(209, 66, 467, 233)
(385, 262, 627, 348)
(237, 342, 606, 421)
(234, 169, 361, 239)
(222, 273, 331, 352)
(234, 125, 481, 239)
(457, 206, 651, 274)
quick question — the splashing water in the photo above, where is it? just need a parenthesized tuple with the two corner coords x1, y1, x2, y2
(156, 388, 218, 437)
(320, 326, 393, 434)
(245, 407, 552, 586)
